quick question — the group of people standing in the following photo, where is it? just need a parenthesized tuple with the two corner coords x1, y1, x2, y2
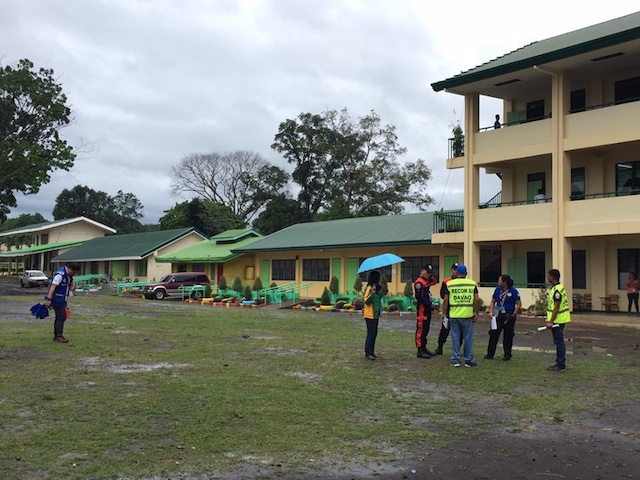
(363, 263, 572, 371)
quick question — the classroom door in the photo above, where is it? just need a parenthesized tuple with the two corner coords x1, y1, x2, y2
(331, 258, 342, 293)
(346, 258, 359, 293)
(261, 259, 271, 285)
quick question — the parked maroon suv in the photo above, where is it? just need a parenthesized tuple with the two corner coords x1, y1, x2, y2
(143, 272, 210, 300)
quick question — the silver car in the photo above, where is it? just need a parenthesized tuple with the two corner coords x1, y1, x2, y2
(19, 270, 49, 288)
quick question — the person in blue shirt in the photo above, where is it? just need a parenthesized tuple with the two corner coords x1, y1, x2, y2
(44, 263, 81, 343)
(485, 274, 521, 361)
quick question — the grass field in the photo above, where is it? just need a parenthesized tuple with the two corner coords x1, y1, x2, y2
(1, 295, 639, 479)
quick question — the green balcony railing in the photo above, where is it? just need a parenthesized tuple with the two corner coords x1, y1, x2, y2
(433, 209, 464, 234)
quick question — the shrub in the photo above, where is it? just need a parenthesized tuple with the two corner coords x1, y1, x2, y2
(329, 276, 339, 295)
(243, 285, 253, 301)
(232, 276, 243, 295)
(404, 280, 413, 297)
(353, 276, 363, 294)
(336, 301, 346, 309)
(388, 303, 399, 312)
(320, 287, 332, 305)
(218, 275, 227, 290)
(270, 282, 277, 288)
(352, 297, 365, 310)
(532, 286, 548, 316)
(380, 274, 389, 296)
(204, 285, 212, 298)
(252, 276, 263, 292)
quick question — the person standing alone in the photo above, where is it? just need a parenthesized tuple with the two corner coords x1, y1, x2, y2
(44, 263, 80, 343)
(414, 265, 437, 358)
(546, 269, 571, 371)
(625, 271, 639, 316)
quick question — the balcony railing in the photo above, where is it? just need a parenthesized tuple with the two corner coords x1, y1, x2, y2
(479, 198, 551, 208)
(570, 190, 640, 200)
(448, 136, 464, 159)
(433, 209, 464, 233)
(569, 95, 640, 114)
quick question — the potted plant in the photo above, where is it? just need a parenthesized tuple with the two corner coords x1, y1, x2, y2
(451, 122, 464, 157)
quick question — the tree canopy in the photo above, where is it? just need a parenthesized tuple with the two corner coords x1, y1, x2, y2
(272, 108, 434, 219)
(159, 198, 245, 237)
(0, 59, 75, 223)
(52, 185, 145, 234)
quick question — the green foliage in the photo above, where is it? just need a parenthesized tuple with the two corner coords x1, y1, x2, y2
(204, 285, 212, 298)
(159, 198, 244, 237)
(232, 276, 243, 294)
(533, 286, 549, 316)
(0, 213, 47, 248)
(252, 195, 310, 235)
(451, 122, 464, 157)
(270, 282, 277, 288)
(353, 276, 363, 294)
(320, 287, 332, 306)
(271, 108, 433, 220)
(243, 285, 253, 301)
(380, 274, 389, 296)
(404, 280, 413, 297)
(352, 297, 365, 310)
(252, 276, 263, 292)
(0, 59, 75, 222)
(329, 276, 339, 295)
(218, 275, 227, 290)
(53, 185, 145, 233)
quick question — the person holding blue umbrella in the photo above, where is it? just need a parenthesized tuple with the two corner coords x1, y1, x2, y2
(44, 263, 81, 343)
(362, 270, 383, 360)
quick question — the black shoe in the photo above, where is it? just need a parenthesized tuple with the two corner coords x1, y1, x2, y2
(425, 349, 436, 357)
(464, 361, 478, 368)
(365, 354, 376, 361)
(547, 364, 566, 371)
(433, 347, 443, 356)
(503, 355, 512, 361)
(371, 353, 378, 359)
(484, 354, 494, 360)
(417, 350, 432, 359)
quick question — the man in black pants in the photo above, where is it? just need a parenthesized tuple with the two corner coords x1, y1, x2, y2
(433, 262, 460, 356)
(44, 263, 81, 343)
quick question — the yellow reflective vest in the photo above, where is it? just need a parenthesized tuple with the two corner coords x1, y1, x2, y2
(447, 278, 477, 319)
(547, 283, 571, 324)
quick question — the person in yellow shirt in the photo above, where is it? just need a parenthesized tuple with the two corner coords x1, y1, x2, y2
(363, 270, 383, 361)
(546, 269, 571, 371)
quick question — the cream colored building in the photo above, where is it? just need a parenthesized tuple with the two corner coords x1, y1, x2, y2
(431, 12, 640, 309)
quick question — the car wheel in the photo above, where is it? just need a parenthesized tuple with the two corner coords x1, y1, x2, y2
(154, 289, 166, 300)
(20, 280, 25, 288)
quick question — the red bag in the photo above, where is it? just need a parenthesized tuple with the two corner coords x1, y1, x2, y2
(65, 307, 71, 320)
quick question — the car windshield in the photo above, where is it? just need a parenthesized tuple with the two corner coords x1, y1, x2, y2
(159, 275, 173, 283)
(30, 271, 46, 277)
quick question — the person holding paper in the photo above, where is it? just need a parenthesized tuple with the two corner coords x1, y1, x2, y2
(485, 275, 521, 361)
(546, 269, 571, 371)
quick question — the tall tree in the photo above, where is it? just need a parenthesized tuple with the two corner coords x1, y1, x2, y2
(0, 59, 75, 223)
(159, 198, 245, 237)
(169, 150, 285, 223)
(272, 108, 434, 219)
(252, 195, 309, 235)
(52, 185, 145, 233)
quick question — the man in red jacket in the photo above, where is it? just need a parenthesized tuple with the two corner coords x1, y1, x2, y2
(415, 265, 437, 358)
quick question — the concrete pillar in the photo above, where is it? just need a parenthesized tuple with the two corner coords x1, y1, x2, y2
(463, 93, 480, 279)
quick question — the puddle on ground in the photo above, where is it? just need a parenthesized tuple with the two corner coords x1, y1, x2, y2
(512, 346, 574, 355)
(79, 357, 190, 373)
(259, 346, 308, 355)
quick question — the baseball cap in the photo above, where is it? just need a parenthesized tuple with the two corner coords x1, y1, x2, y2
(451, 262, 459, 270)
(456, 264, 468, 276)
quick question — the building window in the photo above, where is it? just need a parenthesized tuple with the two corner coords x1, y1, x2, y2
(135, 260, 147, 277)
(480, 246, 501, 284)
(272, 259, 296, 281)
(400, 256, 439, 283)
(570, 89, 586, 113)
(302, 259, 330, 281)
(527, 172, 546, 202)
(570, 167, 585, 200)
(616, 161, 640, 195)
(40, 233, 49, 245)
(526, 99, 545, 121)
(615, 76, 640, 104)
(527, 252, 546, 286)
(572, 250, 586, 289)
(176, 263, 188, 273)
(618, 249, 640, 290)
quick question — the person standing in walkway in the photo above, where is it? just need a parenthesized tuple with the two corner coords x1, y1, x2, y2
(43, 263, 81, 343)
(625, 271, 639, 315)
(485, 274, 521, 361)
(414, 265, 437, 358)
(363, 270, 383, 361)
(546, 269, 571, 371)
(434, 262, 459, 356)
(442, 265, 479, 368)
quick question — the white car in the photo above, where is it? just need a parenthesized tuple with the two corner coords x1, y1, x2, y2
(19, 270, 49, 288)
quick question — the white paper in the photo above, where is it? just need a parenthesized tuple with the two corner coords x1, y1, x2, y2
(490, 316, 497, 330)
(442, 317, 449, 329)
(538, 324, 561, 331)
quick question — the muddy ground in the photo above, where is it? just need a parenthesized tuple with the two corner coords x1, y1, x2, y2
(2, 277, 640, 480)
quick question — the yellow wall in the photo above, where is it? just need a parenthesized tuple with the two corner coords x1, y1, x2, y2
(49, 221, 110, 243)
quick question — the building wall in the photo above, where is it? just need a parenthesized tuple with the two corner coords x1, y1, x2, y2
(143, 233, 205, 281)
(48, 222, 111, 244)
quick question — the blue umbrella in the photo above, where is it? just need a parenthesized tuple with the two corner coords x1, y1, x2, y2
(357, 253, 405, 274)
(30, 303, 50, 319)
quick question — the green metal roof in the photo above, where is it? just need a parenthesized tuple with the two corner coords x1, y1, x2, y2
(156, 231, 262, 263)
(210, 228, 257, 242)
(432, 11, 640, 92)
(52, 228, 204, 262)
(0, 216, 116, 237)
(234, 213, 433, 253)
(0, 240, 84, 257)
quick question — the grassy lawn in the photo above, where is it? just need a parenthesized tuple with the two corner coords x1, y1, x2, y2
(1, 295, 639, 479)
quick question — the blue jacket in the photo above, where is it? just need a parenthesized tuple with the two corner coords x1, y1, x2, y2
(50, 267, 72, 306)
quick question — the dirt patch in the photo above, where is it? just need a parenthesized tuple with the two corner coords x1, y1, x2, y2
(283, 371, 321, 383)
(258, 346, 308, 355)
(79, 357, 190, 374)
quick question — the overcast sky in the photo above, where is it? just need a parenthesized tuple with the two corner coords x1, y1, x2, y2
(2, 1, 639, 224)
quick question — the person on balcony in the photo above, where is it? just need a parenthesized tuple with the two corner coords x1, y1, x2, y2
(625, 271, 639, 316)
(414, 265, 437, 358)
(534, 188, 546, 204)
(485, 274, 521, 361)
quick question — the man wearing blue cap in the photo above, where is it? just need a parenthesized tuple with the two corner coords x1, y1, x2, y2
(441, 264, 480, 367)
(43, 263, 80, 343)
